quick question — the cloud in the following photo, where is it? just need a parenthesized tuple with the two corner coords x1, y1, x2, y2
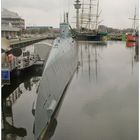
(1, 0, 139, 28)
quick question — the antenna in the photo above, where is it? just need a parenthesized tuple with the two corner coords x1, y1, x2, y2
(66, 12, 69, 23)
(64, 12, 66, 23)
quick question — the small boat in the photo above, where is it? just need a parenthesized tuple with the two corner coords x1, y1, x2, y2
(34, 22, 78, 139)
(126, 33, 136, 42)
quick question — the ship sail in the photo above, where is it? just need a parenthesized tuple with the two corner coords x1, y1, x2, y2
(79, 0, 101, 32)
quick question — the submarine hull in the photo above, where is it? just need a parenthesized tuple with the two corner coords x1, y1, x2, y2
(35, 36, 78, 139)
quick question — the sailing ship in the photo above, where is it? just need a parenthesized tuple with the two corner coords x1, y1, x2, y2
(34, 22, 78, 139)
(73, 0, 107, 41)
(126, 7, 139, 42)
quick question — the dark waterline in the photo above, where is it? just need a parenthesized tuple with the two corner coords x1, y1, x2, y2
(2, 41, 138, 140)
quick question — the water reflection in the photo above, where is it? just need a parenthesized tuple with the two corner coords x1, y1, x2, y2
(24, 79, 32, 91)
(78, 41, 107, 82)
(2, 98, 27, 139)
(2, 66, 43, 140)
(125, 40, 139, 74)
(1, 41, 138, 140)
(126, 42, 136, 48)
(126, 39, 139, 62)
(134, 39, 139, 61)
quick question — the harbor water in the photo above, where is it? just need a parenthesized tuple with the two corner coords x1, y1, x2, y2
(2, 41, 138, 140)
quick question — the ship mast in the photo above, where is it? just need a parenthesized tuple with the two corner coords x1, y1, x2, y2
(129, 7, 139, 33)
(88, 0, 92, 30)
(80, 0, 84, 29)
(95, 0, 99, 31)
(77, 0, 102, 31)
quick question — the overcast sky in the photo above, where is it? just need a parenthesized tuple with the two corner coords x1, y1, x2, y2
(1, 0, 139, 29)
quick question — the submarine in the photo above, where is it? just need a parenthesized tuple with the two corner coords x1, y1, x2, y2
(34, 22, 78, 139)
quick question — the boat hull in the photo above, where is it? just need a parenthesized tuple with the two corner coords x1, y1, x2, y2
(75, 32, 106, 41)
(127, 34, 136, 42)
(34, 37, 78, 139)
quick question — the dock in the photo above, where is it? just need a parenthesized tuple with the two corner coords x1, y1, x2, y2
(9, 35, 56, 48)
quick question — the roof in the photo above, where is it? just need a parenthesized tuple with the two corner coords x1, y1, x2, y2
(2, 9, 21, 19)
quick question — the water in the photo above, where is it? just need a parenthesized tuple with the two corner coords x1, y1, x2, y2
(2, 41, 138, 140)
(2, 68, 42, 140)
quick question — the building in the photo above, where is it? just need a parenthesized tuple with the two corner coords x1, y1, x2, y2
(1, 9, 25, 38)
(26, 26, 53, 34)
(1, 24, 21, 39)
(25, 26, 60, 37)
(2, 9, 25, 30)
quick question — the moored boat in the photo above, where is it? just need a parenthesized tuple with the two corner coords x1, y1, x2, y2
(126, 33, 136, 42)
(73, 0, 107, 41)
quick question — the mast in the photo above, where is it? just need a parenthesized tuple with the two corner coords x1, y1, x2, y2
(77, 0, 102, 31)
(129, 7, 139, 33)
(133, 7, 136, 31)
(80, 0, 84, 29)
(88, 0, 92, 30)
(95, 0, 99, 32)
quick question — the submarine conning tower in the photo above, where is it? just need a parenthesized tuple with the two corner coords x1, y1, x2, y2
(59, 23, 71, 38)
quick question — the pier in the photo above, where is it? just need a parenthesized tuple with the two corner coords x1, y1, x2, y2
(9, 35, 56, 48)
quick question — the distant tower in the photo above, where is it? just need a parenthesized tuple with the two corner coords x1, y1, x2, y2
(74, 0, 81, 30)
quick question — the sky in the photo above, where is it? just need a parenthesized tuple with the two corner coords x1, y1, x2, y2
(1, 0, 139, 29)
